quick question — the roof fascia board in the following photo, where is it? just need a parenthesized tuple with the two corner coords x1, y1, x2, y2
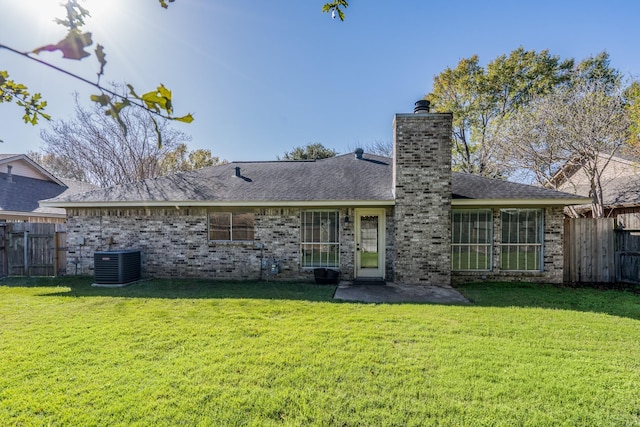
(43, 198, 592, 209)
(0, 210, 66, 218)
(40, 199, 396, 208)
(452, 198, 592, 207)
(0, 154, 66, 186)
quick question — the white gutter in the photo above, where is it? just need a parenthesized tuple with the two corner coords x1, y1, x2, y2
(452, 198, 592, 207)
(41, 197, 591, 209)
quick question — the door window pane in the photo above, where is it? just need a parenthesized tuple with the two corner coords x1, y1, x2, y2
(360, 215, 379, 268)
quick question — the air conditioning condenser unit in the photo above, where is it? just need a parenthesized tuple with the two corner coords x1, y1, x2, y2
(94, 250, 141, 285)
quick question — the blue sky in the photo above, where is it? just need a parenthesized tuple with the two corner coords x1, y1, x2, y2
(1, 0, 639, 162)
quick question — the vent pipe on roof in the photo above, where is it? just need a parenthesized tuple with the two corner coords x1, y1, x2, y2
(6, 165, 13, 183)
(234, 166, 241, 177)
(354, 148, 364, 159)
(414, 100, 430, 114)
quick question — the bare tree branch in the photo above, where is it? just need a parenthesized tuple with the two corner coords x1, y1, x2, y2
(35, 91, 218, 187)
(492, 80, 632, 217)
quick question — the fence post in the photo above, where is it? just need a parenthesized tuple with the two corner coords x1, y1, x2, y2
(23, 230, 29, 276)
(54, 231, 59, 277)
(0, 224, 6, 277)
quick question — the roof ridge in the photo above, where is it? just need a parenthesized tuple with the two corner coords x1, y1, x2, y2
(232, 159, 316, 164)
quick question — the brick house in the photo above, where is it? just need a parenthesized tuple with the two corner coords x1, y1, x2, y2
(42, 102, 588, 285)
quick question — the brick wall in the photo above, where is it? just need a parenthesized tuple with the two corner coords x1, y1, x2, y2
(392, 113, 453, 285)
(66, 207, 356, 281)
(451, 206, 565, 284)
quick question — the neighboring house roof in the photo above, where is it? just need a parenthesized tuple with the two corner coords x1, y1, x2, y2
(0, 173, 69, 216)
(563, 174, 640, 213)
(0, 154, 65, 186)
(42, 152, 588, 208)
(551, 151, 640, 213)
(0, 154, 98, 219)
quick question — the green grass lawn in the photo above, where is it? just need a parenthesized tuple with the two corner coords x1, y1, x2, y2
(1, 277, 639, 426)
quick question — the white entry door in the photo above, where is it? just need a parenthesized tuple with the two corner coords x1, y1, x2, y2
(354, 208, 386, 279)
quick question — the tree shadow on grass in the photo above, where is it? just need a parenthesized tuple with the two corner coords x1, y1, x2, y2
(3, 277, 639, 318)
(1, 276, 338, 302)
(456, 281, 640, 321)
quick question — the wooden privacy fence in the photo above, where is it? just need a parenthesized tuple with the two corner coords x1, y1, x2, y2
(0, 222, 67, 277)
(564, 218, 616, 283)
(614, 213, 640, 284)
(564, 216, 640, 284)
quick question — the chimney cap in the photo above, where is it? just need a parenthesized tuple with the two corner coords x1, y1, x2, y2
(414, 100, 430, 114)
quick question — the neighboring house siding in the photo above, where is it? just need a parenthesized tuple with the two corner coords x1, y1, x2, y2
(0, 214, 66, 224)
(556, 154, 640, 217)
(451, 207, 564, 284)
(1, 160, 51, 181)
(67, 206, 393, 281)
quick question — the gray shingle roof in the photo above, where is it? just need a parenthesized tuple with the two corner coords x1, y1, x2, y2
(0, 173, 97, 215)
(43, 154, 588, 207)
(0, 173, 65, 215)
(564, 174, 640, 212)
(452, 172, 583, 201)
(47, 153, 394, 204)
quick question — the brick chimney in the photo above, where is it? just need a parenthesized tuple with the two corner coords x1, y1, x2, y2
(392, 101, 452, 285)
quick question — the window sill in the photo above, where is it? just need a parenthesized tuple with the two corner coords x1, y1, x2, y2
(208, 240, 256, 246)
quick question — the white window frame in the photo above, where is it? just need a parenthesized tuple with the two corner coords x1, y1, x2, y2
(208, 212, 255, 242)
(500, 209, 544, 271)
(451, 209, 493, 271)
(300, 210, 340, 268)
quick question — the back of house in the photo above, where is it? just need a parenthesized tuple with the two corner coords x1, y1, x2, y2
(42, 103, 588, 284)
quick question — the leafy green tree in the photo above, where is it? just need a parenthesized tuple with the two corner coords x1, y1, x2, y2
(160, 144, 223, 174)
(572, 51, 621, 93)
(280, 143, 338, 160)
(322, 0, 349, 20)
(426, 48, 575, 177)
(0, 70, 50, 128)
(624, 81, 640, 147)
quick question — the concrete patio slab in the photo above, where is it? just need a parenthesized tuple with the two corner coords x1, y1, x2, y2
(333, 281, 470, 304)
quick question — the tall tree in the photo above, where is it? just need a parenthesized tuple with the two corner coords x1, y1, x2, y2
(426, 48, 575, 177)
(492, 80, 631, 217)
(572, 51, 621, 93)
(159, 144, 223, 174)
(624, 80, 640, 148)
(279, 143, 337, 160)
(35, 93, 218, 187)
